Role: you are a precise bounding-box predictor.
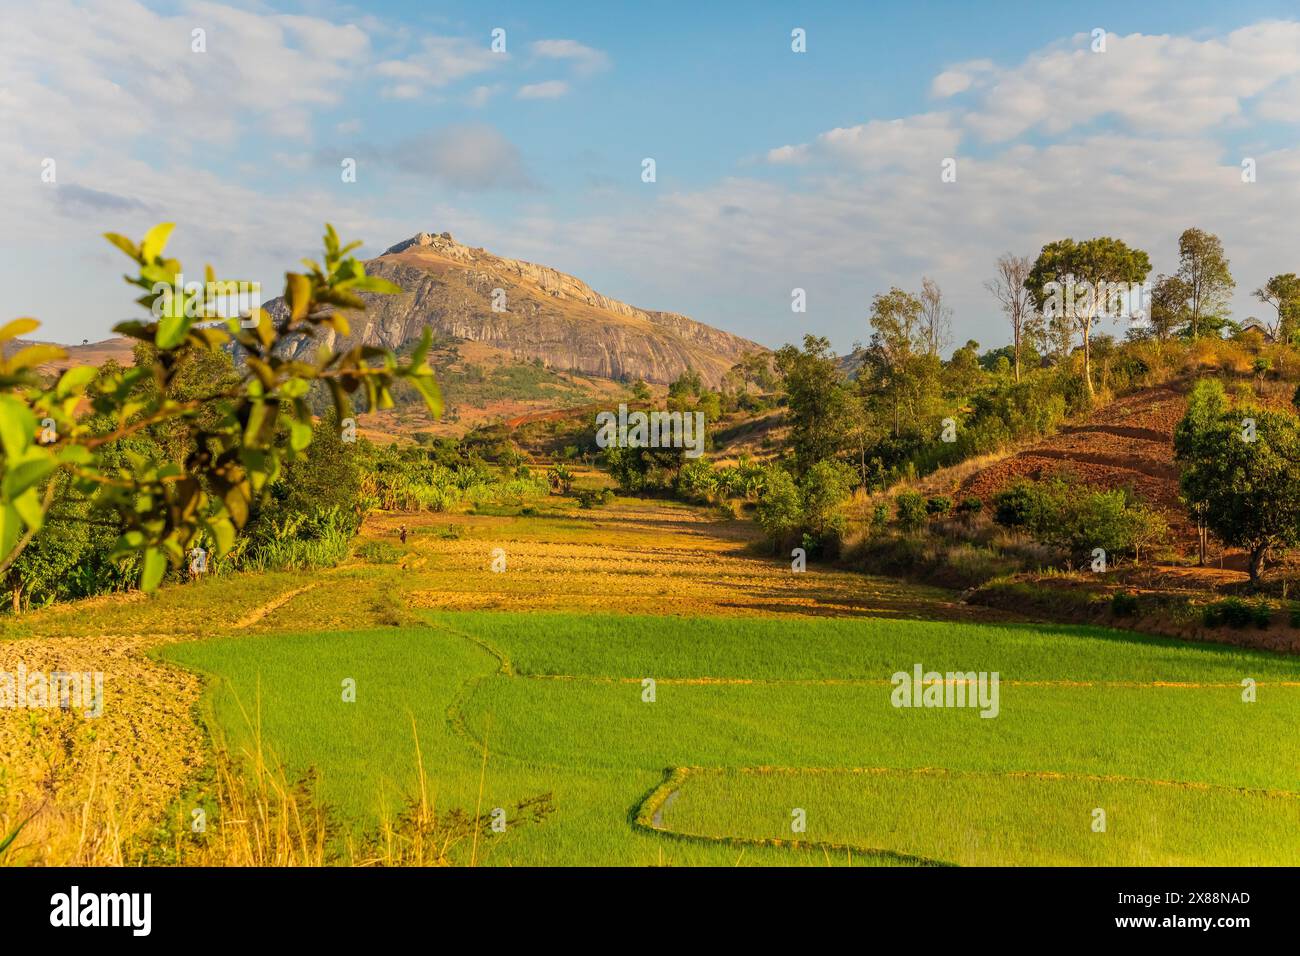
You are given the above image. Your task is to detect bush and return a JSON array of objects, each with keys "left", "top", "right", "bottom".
[
  {"left": 755, "top": 466, "right": 802, "bottom": 550},
  {"left": 991, "top": 479, "right": 1166, "bottom": 563},
  {"left": 1202, "top": 598, "right": 1271, "bottom": 630},
  {"left": 894, "top": 490, "right": 927, "bottom": 531},
  {"left": 870, "top": 502, "right": 890, "bottom": 532},
  {"left": 957, "top": 496, "right": 983, "bottom": 515},
  {"left": 1110, "top": 591, "right": 1139, "bottom": 617},
  {"left": 992, "top": 482, "right": 1038, "bottom": 527},
  {"left": 676, "top": 459, "right": 718, "bottom": 503},
  {"left": 575, "top": 488, "right": 609, "bottom": 509},
  {"left": 799, "top": 460, "right": 854, "bottom": 544},
  {"left": 925, "top": 495, "right": 953, "bottom": 517}
]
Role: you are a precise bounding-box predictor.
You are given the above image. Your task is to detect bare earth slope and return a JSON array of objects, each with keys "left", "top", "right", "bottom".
[{"left": 959, "top": 383, "right": 1193, "bottom": 545}]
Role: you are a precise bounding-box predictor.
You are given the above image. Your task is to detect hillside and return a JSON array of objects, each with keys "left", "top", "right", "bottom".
[
  {"left": 267, "top": 230, "right": 764, "bottom": 387},
  {"left": 958, "top": 382, "right": 1193, "bottom": 545}
]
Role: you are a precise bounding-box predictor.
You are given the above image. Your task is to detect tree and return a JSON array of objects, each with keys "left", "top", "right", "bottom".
[
  {"left": 732, "top": 350, "right": 778, "bottom": 393},
  {"left": 1174, "top": 379, "right": 1300, "bottom": 583},
  {"left": 918, "top": 277, "right": 952, "bottom": 358},
  {"left": 1253, "top": 273, "right": 1300, "bottom": 343},
  {"left": 1143, "top": 274, "right": 1190, "bottom": 343},
  {"left": 1027, "top": 237, "right": 1152, "bottom": 399},
  {"left": 798, "top": 459, "right": 854, "bottom": 547},
  {"left": 755, "top": 465, "right": 802, "bottom": 552},
  {"left": 1176, "top": 227, "right": 1234, "bottom": 339},
  {"left": 867, "top": 287, "right": 927, "bottom": 435},
  {"left": 773, "top": 335, "right": 855, "bottom": 477},
  {"left": 276, "top": 410, "right": 361, "bottom": 530},
  {"left": 985, "top": 253, "right": 1040, "bottom": 382},
  {"left": 0, "top": 223, "right": 441, "bottom": 591},
  {"left": 944, "top": 339, "right": 986, "bottom": 399}
]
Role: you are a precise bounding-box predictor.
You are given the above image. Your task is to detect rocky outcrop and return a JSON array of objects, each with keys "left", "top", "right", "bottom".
[{"left": 268, "top": 231, "right": 763, "bottom": 386}]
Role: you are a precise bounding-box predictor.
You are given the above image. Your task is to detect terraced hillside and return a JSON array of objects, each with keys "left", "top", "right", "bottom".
[{"left": 959, "top": 383, "right": 1193, "bottom": 546}]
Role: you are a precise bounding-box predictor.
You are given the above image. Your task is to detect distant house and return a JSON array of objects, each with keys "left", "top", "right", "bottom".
[{"left": 1237, "top": 319, "right": 1275, "bottom": 341}]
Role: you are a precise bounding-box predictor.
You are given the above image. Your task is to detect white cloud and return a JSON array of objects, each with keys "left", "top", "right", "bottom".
[
  {"left": 531, "top": 39, "right": 610, "bottom": 76},
  {"left": 1255, "top": 76, "right": 1300, "bottom": 123},
  {"left": 466, "top": 84, "right": 501, "bottom": 108},
  {"left": 767, "top": 114, "right": 960, "bottom": 171},
  {"left": 517, "top": 80, "right": 570, "bottom": 100},
  {"left": 962, "top": 22, "right": 1300, "bottom": 141},
  {"left": 374, "top": 36, "right": 501, "bottom": 98}
]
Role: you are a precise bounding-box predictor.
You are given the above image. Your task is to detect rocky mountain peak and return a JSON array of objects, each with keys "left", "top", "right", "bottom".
[{"left": 266, "top": 229, "right": 766, "bottom": 386}]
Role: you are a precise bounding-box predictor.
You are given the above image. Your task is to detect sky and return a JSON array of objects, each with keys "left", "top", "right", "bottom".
[{"left": 5, "top": 0, "right": 1300, "bottom": 354}]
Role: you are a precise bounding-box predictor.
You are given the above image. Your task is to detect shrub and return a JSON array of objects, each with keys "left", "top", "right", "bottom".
[
  {"left": 546, "top": 464, "right": 574, "bottom": 495},
  {"left": 1110, "top": 591, "right": 1139, "bottom": 617},
  {"left": 575, "top": 489, "right": 606, "bottom": 509},
  {"left": 992, "top": 482, "right": 1038, "bottom": 527},
  {"left": 755, "top": 466, "right": 803, "bottom": 550},
  {"left": 894, "top": 490, "right": 927, "bottom": 531},
  {"left": 991, "top": 479, "right": 1166, "bottom": 563},
  {"left": 1203, "top": 598, "right": 1270, "bottom": 630},
  {"left": 925, "top": 495, "right": 953, "bottom": 517},
  {"left": 957, "top": 496, "right": 984, "bottom": 515},
  {"left": 870, "top": 502, "right": 890, "bottom": 532},
  {"left": 676, "top": 459, "right": 718, "bottom": 503},
  {"left": 799, "top": 460, "right": 854, "bottom": 542}
]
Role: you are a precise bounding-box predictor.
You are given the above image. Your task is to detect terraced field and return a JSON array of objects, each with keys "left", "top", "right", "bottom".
[
  {"left": 6, "top": 494, "right": 1298, "bottom": 865},
  {"left": 959, "top": 383, "right": 1191, "bottom": 541},
  {"left": 160, "top": 609, "right": 1300, "bottom": 866}
]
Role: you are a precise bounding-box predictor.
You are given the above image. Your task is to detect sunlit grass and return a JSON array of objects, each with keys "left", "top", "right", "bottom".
[{"left": 159, "top": 611, "right": 1300, "bottom": 866}]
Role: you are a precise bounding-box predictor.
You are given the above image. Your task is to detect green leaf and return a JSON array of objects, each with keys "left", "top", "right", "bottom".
[
  {"left": 0, "top": 317, "right": 40, "bottom": 343},
  {"left": 408, "top": 327, "right": 432, "bottom": 368},
  {"left": 408, "top": 374, "right": 444, "bottom": 419},
  {"left": 139, "top": 548, "right": 166, "bottom": 595},
  {"left": 0, "top": 504, "right": 20, "bottom": 558},
  {"left": 111, "top": 320, "right": 157, "bottom": 342},
  {"left": 10, "top": 487, "right": 44, "bottom": 532},
  {"left": 56, "top": 445, "right": 93, "bottom": 465},
  {"left": 286, "top": 273, "right": 312, "bottom": 322},
  {"left": 1, "top": 452, "right": 55, "bottom": 499},
  {"left": 206, "top": 517, "right": 235, "bottom": 556},
  {"left": 0, "top": 809, "right": 36, "bottom": 856},
  {"left": 0, "top": 396, "right": 34, "bottom": 457},
  {"left": 155, "top": 314, "right": 190, "bottom": 350},
  {"left": 103, "top": 232, "right": 139, "bottom": 260},
  {"left": 223, "top": 483, "right": 250, "bottom": 526},
  {"left": 5, "top": 343, "right": 66, "bottom": 371},
  {"left": 140, "top": 223, "right": 175, "bottom": 262},
  {"left": 140, "top": 547, "right": 166, "bottom": 592},
  {"left": 351, "top": 275, "right": 405, "bottom": 295},
  {"left": 289, "top": 418, "right": 312, "bottom": 452},
  {"left": 55, "top": 365, "right": 98, "bottom": 398}
]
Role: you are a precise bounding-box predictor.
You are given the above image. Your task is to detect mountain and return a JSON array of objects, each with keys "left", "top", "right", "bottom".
[{"left": 268, "top": 230, "right": 765, "bottom": 386}]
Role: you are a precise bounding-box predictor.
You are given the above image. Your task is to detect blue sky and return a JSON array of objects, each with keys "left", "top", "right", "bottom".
[{"left": 6, "top": 0, "right": 1300, "bottom": 353}]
